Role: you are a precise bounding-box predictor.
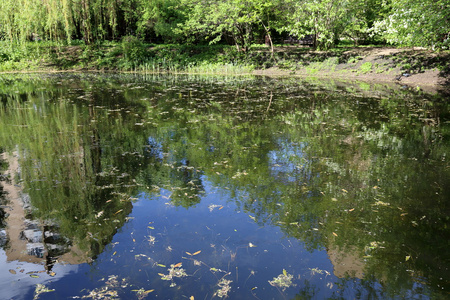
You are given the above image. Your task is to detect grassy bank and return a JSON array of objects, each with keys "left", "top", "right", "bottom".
[{"left": 1, "top": 39, "right": 449, "bottom": 86}]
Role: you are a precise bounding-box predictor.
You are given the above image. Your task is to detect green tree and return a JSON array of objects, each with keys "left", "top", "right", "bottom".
[
  {"left": 136, "top": 0, "right": 185, "bottom": 42},
  {"left": 179, "top": 0, "right": 279, "bottom": 52},
  {"left": 371, "top": 0, "right": 450, "bottom": 49},
  {"left": 281, "top": 0, "right": 354, "bottom": 49}
]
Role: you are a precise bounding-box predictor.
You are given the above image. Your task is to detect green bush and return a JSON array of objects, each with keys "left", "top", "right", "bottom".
[{"left": 121, "top": 36, "right": 146, "bottom": 62}]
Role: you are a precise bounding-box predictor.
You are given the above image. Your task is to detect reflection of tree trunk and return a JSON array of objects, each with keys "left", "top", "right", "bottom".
[{"left": 89, "top": 104, "right": 102, "bottom": 176}]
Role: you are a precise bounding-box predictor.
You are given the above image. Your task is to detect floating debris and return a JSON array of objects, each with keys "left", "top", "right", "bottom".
[
  {"left": 269, "top": 269, "right": 295, "bottom": 291},
  {"left": 33, "top": 284, "right": 55, "bottom": 300},
  {"left": 158, "top": 263, "right": 188, "bottom": 286},
  {"left": 214, "top": 277, "right": 232, "bottom": 298},
  {"left": 132, "top": 288, "right": 154, "bottom": 300}
]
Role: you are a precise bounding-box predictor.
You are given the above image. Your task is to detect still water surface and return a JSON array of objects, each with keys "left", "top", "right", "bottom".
[{"left": 0, "top": 74, "right": 448, "bottom": 299}]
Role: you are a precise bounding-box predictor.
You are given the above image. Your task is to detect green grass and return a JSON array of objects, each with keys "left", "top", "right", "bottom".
[{"left": 359, "top": 62, "right": 372, "bottom": 74}]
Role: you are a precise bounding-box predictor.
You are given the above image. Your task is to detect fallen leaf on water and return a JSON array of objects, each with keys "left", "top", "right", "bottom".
[
  {"left": 49, "top": 271, "right": 56, "bottom": 277},
  {"left": 30, "top": 274, "right": 39, "bottom": 278},
  {"left": 249, "top": 243, "right": 257, "bottom": 248},
  {"left": 219, "top": 206, "right": 223, "bottom": 210},
  {"left": 190, "top": 296, "right": 194, "bottom": 300},
  {"left": 9, "top": 269, "right": 16, "bottom": 274},
  {"left": 157, "top": 264, "right": 166, "bottom": 268},
  {"left": 192, "top": 251, "right": 201, "bottom": 256},
  {"left": 186, "top": 252, "right": 192, "bottom": 256},
  {"left": 173, "top": 262, "right": 182, "bottom": 268}
]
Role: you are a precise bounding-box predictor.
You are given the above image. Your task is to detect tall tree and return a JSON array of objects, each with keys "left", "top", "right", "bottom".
[
  {"left": 371, "top": 0, "right": 450, "bottom": 49},
  {"left": 136, "top": 0, "right": 185, "bottom": 42},
  {"left": 179, "top": 0, "right": 279, "bottom": 52},
  {"left": 282, "top": 0, "right": 354, "bottom": 49}
]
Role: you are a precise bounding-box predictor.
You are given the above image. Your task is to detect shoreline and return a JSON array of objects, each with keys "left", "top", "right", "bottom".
[{"left": 1, "top": 46, "right": 448, "bottom": 93}]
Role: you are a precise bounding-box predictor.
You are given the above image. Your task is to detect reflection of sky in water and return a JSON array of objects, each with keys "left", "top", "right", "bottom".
[
  {"left": 91, "top": 180, "right": 342, "bottom": 299},
  {"left": 0, "top": 249, "right": 79, "bottom": 300},
  {"left": 269, "top": 139, "right": 310, "bottom": 183}
]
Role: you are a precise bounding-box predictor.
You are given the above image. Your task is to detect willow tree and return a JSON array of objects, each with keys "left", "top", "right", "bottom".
[{"left": 0, "top": 0, "right": 133, "bottom": 43}]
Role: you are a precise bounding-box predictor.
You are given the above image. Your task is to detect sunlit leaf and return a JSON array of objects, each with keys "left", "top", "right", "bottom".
[
  {"left": 186, "top": 252, "right": 192, "bottom": 256},
  {"left": 332, "top": 232, "right": 338, "bottom": 237},
  {"left": 157, "top": 264, "right": 166, "bottom": 268},
  {"left": 405, "top": 256, "right": 411, "bottom": 261},
  {"left": 283, "top": 269, "right": 287, "bottom": 276},
  {"left": 173, "top": 262, "right": 182, "bottom": 268}
]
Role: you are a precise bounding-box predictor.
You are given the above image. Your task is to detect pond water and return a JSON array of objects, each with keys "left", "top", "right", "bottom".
[{"left": 0, "top": 74, "right": 448, "bottom": 299}]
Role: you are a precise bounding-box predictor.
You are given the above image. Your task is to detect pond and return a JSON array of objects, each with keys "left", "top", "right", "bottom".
[{"left": 0, "top": 73, "right": 448, "bottom": 299}]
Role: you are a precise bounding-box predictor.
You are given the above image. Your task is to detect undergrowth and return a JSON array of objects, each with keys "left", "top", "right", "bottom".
[{"left": 0, "top": 40, "right": 449, "bottom": 77}]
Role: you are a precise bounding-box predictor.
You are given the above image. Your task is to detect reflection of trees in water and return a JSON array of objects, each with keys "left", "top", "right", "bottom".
[
  {"left": 0, "top": 85, "right": 143, "bottom": 263},
  {"left": 141, "top": 84, "right": 450, "bottom": 297},
  {"left": 0, "top": 74, "right": 448, "bottom": 296}
]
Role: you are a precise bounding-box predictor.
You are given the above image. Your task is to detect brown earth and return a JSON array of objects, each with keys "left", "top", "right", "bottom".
[{"left": 252, "top": 47, "right": 449, "bottom": 93}]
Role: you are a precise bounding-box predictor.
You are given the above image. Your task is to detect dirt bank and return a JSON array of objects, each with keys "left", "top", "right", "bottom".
[{"left": 253, "top": 47, "right": 449, "bottom": 93}]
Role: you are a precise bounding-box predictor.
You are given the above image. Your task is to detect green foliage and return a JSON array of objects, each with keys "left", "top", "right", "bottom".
[
  {"left": 136, "top": 0, "right": 185, "bottom": 42},
  {"left": 360, "top": 61, "right": 372, "bottom": 73},
  {"left": 122, "top": 36, "right": 146, "bottom": 62},
  {"left": 372, "top": 0, "right": 450, "bottom": 49},
  {"left": 0, "top": 0, "right": 448, "bottom": 51}
]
